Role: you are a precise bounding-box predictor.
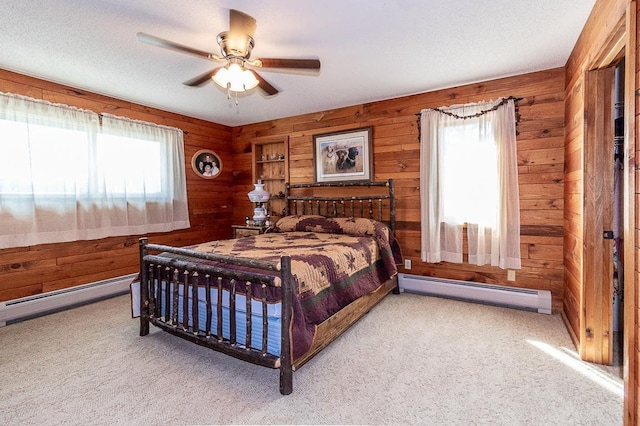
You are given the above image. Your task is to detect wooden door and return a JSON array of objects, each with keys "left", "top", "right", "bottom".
[{"left": 582, "top": 66, "right": 615, "bottom": 364}]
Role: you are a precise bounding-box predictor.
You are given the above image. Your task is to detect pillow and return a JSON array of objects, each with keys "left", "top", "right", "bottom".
[
  {"left": 274, "top": 215, "right": 382, "bottom": 237},
  {"left": 273, "top": 215, "right": 326, "bottom": 233},
  {"left": 274, "top": 215, "right": 403, "bottom": 266}
]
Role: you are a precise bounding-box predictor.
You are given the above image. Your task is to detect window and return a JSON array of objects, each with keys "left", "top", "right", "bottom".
[
  {"left": 420, "top": 98, "right": 521, "bottom": 269},
  {"left": 440, "top": 120, "right": 499, "bottom": 226},
  {"left": 96, "top": 134, "right": 164, "bottom": 196},
  {"left": 0, "top": 93, "right": 190, "bottom": 249}
]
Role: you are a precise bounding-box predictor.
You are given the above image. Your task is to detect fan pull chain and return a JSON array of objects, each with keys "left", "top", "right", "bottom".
[{"left": 224, "top": 83, "right": 240, "bottom": 106}]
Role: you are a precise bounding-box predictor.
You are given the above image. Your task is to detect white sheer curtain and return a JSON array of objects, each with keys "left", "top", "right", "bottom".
[
  {"left": 420, "top": 98, "right": 521, "bottom": 269},
  {"left": 96, "top": 114, "right": 190, "bottom": 235},
  {"left": 0, "top": 92, "right": 190, "bottom": 249}
]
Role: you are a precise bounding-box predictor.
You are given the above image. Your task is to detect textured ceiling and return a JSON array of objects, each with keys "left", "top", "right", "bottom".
[{"left": 0, "top": 0, "right": 596, "bottom": 127}]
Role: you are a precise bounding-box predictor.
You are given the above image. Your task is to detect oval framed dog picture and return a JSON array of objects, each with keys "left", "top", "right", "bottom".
[{"left": 312, "top": 127, "right": 372, "bottom": 183}]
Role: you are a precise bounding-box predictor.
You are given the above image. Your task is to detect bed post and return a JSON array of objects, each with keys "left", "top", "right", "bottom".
[
  {"left": 387, "top": 179, "right": 400, "bottom": 295},
  {"left": 284, "top": 183, "right": 291, "bottom": 216},
  {"left": 279, "top": 255, "right": 294, "bottom": 395},
  {"left": 139, "top": 237, "right": 150, "bottom": 336},
  {"left": 388, "top": 178, "right": 395, "bottom": 235}
]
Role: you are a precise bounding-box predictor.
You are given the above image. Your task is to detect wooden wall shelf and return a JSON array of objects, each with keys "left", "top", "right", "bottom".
[{"left": 251, "top": 137, "right": 289, "bottom": 220}]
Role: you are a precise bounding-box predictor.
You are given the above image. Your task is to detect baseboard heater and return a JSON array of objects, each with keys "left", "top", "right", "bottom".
[
  {"left": 399, "top": 273, "right": 552, "bottom": 314},
  {"left": 0, "top": 273, "right": 137, "bottom": 326}
]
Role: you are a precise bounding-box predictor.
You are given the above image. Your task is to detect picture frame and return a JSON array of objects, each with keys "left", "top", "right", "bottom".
[
  {"left": 191, "top": 149, "right": 222, "bottom": 179},
  {"left": 313, "top": 127, "right": 373, "bottom": 183}
]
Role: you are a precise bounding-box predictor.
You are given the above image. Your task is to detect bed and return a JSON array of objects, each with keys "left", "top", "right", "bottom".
[{"left": 133, "top": 179, "right": 401, "bottom": 395}]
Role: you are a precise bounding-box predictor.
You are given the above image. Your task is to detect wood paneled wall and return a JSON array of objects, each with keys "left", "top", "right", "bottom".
[
  {"left": 231, "top": 68, "right": 567, "bottom": 309},
  {"left": 564, "top": 0, "right": 637, "bottom": 423},
  {"left": 0, "top": 69, "right": 233, "bottom": 302}
]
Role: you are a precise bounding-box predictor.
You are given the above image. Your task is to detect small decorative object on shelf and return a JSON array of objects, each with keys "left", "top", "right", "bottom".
[{"left": 248, "top": 180, "right": 270, "bottom": 225}]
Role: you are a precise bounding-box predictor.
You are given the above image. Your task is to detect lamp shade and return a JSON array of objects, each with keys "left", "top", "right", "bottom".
[
  {"left": 248, "top": 181, "right": 270, "bottom": 203},
  {"left": 213, "top": 63, "right": 259, "bottom": 92}
]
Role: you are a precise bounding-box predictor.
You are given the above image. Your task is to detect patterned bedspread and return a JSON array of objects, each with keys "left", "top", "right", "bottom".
[{"left": 189, "top": 215, "right": 403, "bottom": 359}]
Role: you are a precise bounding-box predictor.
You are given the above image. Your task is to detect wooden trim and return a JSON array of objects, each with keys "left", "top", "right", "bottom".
[
  {"left": 561, "top": 309, "right": 580, "bottom": 349},
  {"left": 519, "top": 225, "right": 564, "bottom": 237},
  {"left": 623, "top": 2, "right": 637, "bottom": 424},
  {"left": 591, "top": 16, "right": 626, "bottom": 70}
]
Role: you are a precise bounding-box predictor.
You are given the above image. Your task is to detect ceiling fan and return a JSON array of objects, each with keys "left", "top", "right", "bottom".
[{"left": 137, "top": 9, "right": 321, "bottom": 98}]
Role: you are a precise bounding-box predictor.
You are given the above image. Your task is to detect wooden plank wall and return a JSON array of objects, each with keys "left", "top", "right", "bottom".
[
  {"left": 564, "top": 0, "right": 637, "bottom": 423},
  {"left": 232, "top": 68, "right": 566, "bottom": 310},
  {"left": 0, "top": 69, "right": 233, "bottom": 302}
]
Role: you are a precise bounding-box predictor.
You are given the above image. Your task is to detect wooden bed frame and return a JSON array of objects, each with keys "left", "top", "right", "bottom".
[{"left": 138, "top": 179, "right": 398, "bottom": 395}]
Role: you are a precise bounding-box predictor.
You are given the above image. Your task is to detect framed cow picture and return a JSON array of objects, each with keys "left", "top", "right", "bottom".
[{"left": 313, "top": 127, "right": 372, "bottom": 183}]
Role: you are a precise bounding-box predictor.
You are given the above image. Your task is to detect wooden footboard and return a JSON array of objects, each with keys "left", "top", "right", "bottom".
[{"left": 138, "top": 238, "right": 296, "bottom": 395}]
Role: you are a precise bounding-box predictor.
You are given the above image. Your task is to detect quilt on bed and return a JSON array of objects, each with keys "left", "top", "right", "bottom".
[{"left": 144, "top": 216, "right": 402, "bottom": 360}]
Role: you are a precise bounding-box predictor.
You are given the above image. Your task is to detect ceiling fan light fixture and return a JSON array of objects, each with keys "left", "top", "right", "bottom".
[
  {"left": 212, "top": 63, "right": 258, "bottom": 92},
  {"left": 217, "top": 32, "right": 254, "bottom": 59},
  {"left": 138, "top": 10, "right": 320, "bottom": 99}
]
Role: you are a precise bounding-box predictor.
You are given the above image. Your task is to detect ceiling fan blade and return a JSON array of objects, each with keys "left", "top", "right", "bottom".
[
  {"left": 254, "top": 58, "right": 321, "bottom": 70},
  {"left": 137, "top": 32, "right": 222, "bottom": 61},
  {"left": 248, "top": 70, "right": 278, "bottom": 96},
  {"left": 183, "top": 68, "right": 222, "bottom": 87},
  {"left": 229, "top": 9, "right": 257, "bottom": 37}
]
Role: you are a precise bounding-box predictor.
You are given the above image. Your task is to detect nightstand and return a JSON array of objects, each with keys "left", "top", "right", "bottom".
[{"left": 232, "top": 225, "right": 267, "bottom": 238}]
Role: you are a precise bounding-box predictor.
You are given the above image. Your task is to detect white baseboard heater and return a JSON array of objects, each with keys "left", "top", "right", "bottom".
[
  {"left": 0, "top": 273, "right": 137, "bottom": 326},
  {"left": 399, "top": 273, "right": 552, "bottom": 314}
]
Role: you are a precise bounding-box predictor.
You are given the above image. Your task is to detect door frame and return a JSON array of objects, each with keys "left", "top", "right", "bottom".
[{"left": 581, "top": 4, "right": 636, "bottom": 423}]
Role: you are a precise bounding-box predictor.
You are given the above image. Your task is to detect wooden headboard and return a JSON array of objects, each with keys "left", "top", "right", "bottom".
[{"left": 284, "top": 179, "right": 395, "bottom": 233}]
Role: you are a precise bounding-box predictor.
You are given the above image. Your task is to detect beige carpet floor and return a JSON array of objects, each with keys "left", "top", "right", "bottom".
[{"left": 0, "top": 292, "right": 623, "bottom": 425}]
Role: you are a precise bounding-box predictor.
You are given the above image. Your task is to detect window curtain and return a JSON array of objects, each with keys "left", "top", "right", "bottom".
[
  {"left": 419, "top": 98, "right": 521, "bottom": 269},
  {"left": 96, "top": 114, "right": 190, "bottom": 235},
  {"left": 0, "top": 92, "right": 189, "bottom": 249}
]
